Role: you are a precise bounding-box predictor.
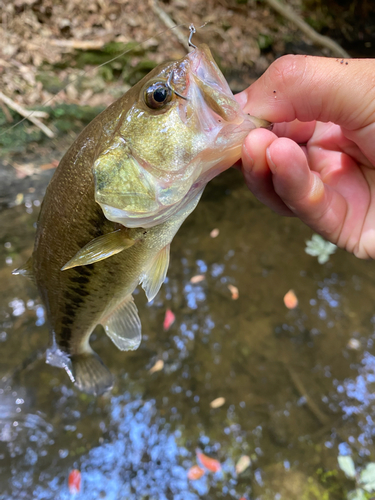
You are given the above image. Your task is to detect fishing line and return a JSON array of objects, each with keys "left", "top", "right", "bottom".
[{"left": 0, "top": 22, "right": 209, "bottom": 137}]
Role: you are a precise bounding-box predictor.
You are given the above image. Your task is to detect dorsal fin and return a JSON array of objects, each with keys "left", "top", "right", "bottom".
[
  {"left": 140, "top": 244, "right": 170, "bottom": 302},
  {"left": 61, "top": 228, "right": 135, "bottom": 270},
  {"left": 101, "top": 294, "right": 142, "bottom": 351},
  {"left": 12, "top": 256, "right": 34, "bottom": 282}
]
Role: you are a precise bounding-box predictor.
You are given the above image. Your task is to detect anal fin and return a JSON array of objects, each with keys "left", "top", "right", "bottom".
[
  {"left": 101, "top": 294, "right": 141, "bottom": 351},
  {"left": 140, "top": 244, "right": 170, "bottom": 302},
  {"left": 61, "top": 228, "right": 135, "bottom": 271},
  {"left": 71, "top": 352, "right": 113, "bottom": 396}
]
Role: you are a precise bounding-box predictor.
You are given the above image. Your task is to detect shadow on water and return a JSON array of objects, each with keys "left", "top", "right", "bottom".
[{"left": 1, "top": 169, "right": 375, "bottom": 499}]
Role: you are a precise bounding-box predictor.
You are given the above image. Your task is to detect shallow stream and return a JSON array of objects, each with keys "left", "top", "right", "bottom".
[{"left": 1, "top": 167, "right": 375, "bottom": 499}]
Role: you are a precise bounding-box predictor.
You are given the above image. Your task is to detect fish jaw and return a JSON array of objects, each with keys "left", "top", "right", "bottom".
[
  {"left": 183, "top": 44, "right": 269, "bottom": 183},
  {"left": 93, "top": 44, "right": 270, "bottom": 228}
]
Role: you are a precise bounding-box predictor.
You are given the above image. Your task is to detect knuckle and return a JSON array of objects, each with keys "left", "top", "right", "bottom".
[{"left": 266, "top": 55, "right": 309, "bottom": 91}]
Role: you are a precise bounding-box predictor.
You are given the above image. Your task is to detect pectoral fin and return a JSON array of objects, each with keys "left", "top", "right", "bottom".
[
  {"left": 12, "top": 256, "right": 34, "bottom": 281},
  {"left": 140, "top": 244, "right": 170, "bottom": 302},
  {"left": 101, "top": 294, "right": 141, "bottom": 351},
  {"left": 61, "top": 229, "right": 135, "bottom": 270}
]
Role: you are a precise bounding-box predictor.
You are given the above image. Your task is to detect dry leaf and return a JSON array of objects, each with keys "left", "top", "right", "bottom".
[
  {"left": 236, "top": 455, "right": 251, "bottom": 474},
  {"left": 149, "top": 359, "right": 164, "bottom": 374},
  {"left": 347, "top": 338, "right": 361, "bottom": 350},
  {"left": 228, "top": 284, "right": 239, "bottom": 300},
  {"left": 68, "top": 469, "right": 81, "bottom": 495},
  {"left": 14, "top": 193, "right": 24, "bottom": 205},
  {"left": 210, "top": 397, "right": 225, "bottom": 409},
  {"left": 190, "top": 274, "right": 205, "bottom": 284},
  {"left": 283, "top": 289, "right": 298, "bottom": 309},
  {"left": 40, "top": 159, "right": 59, "bottom": 170},
  {"left": 187, "top": 465, "right": 205, "bottom": 480},
  {"left": 13, "top": 163, "right": 37, "bottom": 178},
  {"left": 210, "top": 228, "right": 219, "bottom": 238},
  {"left": 163, "top": 308, "right": 175, "bottom": 331},
  {"left": 196, "top": 449, "right": 221, "bottom": 473}
]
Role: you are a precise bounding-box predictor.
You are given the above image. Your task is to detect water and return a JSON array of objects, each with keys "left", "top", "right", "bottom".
[{"left": 1, "top": 168, "right": 375, "bottom": 499}]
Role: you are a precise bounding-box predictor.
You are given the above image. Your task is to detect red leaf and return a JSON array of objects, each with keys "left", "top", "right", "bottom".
[
  {"left": 68, "top": 469, "right": 81, "bottom": 495},
  {"left": 187, "top": 465, "right": 205, "bottom": 480},
  {"left": 163, "top": 309, "right": 175, "bottom": 331},
  {"left": 196, "top": 449, "right": 221, "bottom": 472},
  {"left": 283, "top": 289, "right": 298, "bottom": 309}
]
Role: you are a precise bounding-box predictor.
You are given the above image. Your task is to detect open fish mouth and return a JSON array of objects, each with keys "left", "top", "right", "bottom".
[{"left": 93, "top": 44, "right": 270, "bottom": 229}]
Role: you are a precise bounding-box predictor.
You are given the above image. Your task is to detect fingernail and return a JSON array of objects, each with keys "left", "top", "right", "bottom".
[
  {"left": 266, "top": 147, "right": 277, "bottom": 172},
  {"left": 243, "top": 143, "right": 254, "bottom": 170}
]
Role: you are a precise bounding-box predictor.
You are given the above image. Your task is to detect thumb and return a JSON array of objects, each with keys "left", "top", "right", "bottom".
[{"left": 237, "top": 55, "right": 375, "bottom": 131}]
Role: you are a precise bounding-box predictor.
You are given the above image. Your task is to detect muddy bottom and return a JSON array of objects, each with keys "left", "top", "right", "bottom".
[{"left": 1, "top": 168, "right": 375, "bottom": 499}]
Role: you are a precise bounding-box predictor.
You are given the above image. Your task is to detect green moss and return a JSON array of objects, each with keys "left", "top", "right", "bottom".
[
  {"left": 0, "top": 109, "right": 43, "bottom": 155},
  {"left": 258, "top": 33, "right": 273, "bottom": 50},
  {"left": 316, "top": 467, "right": 349, "bottom": 499},
  {"left": 0, "top": 104, "right": 104, "bottom": 158}
]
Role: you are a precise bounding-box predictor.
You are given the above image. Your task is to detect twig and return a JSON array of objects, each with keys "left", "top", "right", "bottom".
[
  {"left": 50, "top": 39, "right": 106, "bottom": 50},
  {"left": 151, "top": 0, "right": 188, "bottom": 51},
  {"left": 264, "top": 0, "right": 350, "bottom": 58},
  {"left": 1, "top": 349, "right": 44, "bottom": 385},
  {"left": 0, "top": 91, "right": 54, "bottom": 138},
  {"left": 28, "top": 110, "right": 49, "bottom": 119},
  {"left": 0, "top": 101, "right": 13, "bottom": 122},
  {"left": 287, "top": 365, "right": 330, "bottom": 426}
]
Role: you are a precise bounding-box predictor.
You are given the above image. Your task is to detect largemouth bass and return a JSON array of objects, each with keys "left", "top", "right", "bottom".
[{"left": 14, "top": 43, "right": 269, "bottom": 395}]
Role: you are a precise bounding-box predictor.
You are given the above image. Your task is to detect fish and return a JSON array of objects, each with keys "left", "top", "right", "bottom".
[{"left": 14, "top": 42, "right": 270, "bottom": 396}]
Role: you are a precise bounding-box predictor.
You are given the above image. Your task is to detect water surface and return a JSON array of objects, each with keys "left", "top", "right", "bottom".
[{"left": 1, "top": 169, "right": 375, "bottom": 499}]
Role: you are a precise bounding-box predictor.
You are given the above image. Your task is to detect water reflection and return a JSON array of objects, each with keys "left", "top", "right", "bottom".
[{"left": 2, "top": 171, "right": 375, "bottom": 498}]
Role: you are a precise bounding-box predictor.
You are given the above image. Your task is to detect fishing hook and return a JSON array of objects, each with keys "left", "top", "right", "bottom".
[
  {"left": 188, "top": 24, "right": 197, "bottom": 49},
  {"left": 166, "top": 71, "right": 188, "bottom": 100}
]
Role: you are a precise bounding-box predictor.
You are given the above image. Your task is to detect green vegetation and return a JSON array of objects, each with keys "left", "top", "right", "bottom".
[{"left": 0, "top": 104, "right": 104, "bottom": 158}]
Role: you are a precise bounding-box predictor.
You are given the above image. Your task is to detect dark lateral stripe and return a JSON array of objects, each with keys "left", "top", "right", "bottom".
[
  {"left": 65, "top": 292, "right": 85, "bottom": 305},
  {"left": 62, "top": 315, "right": 74, "bottom": 326},
  {"left": 59, "top": 326, "right": 71, "bottom": 349},
  {"left": 70, "top": 276, "right": 90, "bottom": 284},
  {"left": 77, "top": 266, "right": 92, "bottom": 277},
  {"left": 72, "top": 287, "right": 90, "bottom": 297}
]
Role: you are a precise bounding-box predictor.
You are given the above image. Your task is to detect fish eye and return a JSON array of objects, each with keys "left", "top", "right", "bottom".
[{"left": 144, "top": 82, "right": 172, "bottom": 109}]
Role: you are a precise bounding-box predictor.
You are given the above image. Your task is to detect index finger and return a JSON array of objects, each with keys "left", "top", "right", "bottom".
[{"left": 236, "top": 55, "right": 375, "bottom": 130}]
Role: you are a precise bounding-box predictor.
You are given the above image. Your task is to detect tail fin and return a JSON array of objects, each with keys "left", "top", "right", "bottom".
[{"left": 70, "top": 352, "right": 114, "bottom": 396}]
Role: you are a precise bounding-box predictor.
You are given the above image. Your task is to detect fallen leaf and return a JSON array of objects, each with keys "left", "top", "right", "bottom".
[
  {"left": 40, "top": 159, "right": 59, "bottom": 170},
  {"left": 236, "top": 455, "right": 251, "bottom": 474},
  {"left": 338, "top": 455, "right": 356, "bottom": 479},
  {"left": 210, "top": 228, "right": 219, "bottom": 238},
  {"left": 283, "top": 289, "right": 298, "bottom": 309},
  {"left": 347, "top": 338, "right": 361, "bottom": 350},
  {"left": 196, "top": 449, "right": 221, "bottom": 473},
  {"left": 13, "top": 162, "right": 36, "bottom": 178},
  {"left": 187, "top": 465, "right": 205, "bottom": 480},
  {"left": 190, "top": 274, "right": 205, "bottom": 284},
  {"left": 163, "top": 308, "right": 175, "bottom": 331},
  {"left": 149, "top": 359, "right": 164, "bottom": 374},
  {"left": 228, "top": 284, "right": 239, "bottom": 300},
  {"left": 68, "top": 469, "right": 81, "bottom": 495},
  {"left": 210, "top": 397, "right": 225, "bottom": 409},
  {"left": 14, "top": 193, "right": 24, "bottom": 205}
]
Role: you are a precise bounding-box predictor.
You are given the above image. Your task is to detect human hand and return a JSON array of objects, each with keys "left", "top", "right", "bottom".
[{"left": 236, "top": 55, "right": 375, "bottom": 259}]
